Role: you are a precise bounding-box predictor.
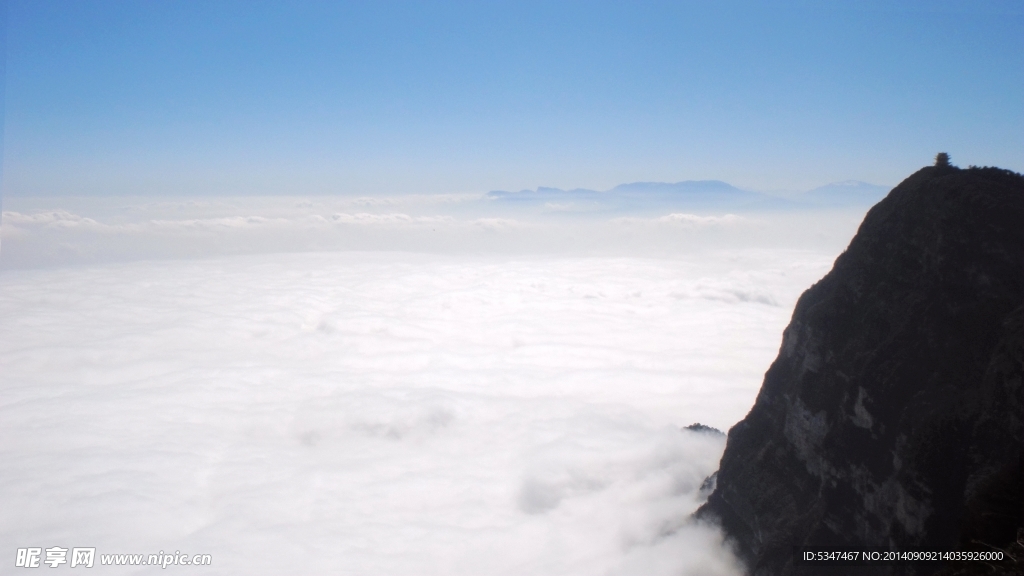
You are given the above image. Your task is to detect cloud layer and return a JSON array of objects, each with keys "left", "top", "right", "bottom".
[
  {"left": 1, "top": 194, "right": 866, "bottom": 268},
  {"left": 0, "top": 249, "right": 836, "bottom": 574}
]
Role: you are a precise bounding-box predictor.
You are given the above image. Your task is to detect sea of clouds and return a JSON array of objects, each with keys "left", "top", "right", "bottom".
[{"left": 0, "top": 194, "right": 868, "bottom": 574}]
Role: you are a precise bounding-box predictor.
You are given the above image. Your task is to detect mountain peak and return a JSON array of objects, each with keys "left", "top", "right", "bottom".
[{"left": 697, "top": 165, "right": 1024, "bottom": 574}]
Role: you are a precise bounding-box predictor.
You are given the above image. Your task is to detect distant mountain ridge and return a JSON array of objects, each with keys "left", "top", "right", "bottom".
[
  {"left": 609, "top": 180, "right": 750, "bottom": 195},
  {"left": 487, "top": 179, "right": 890, "bottom": 211},
  {"left": 487, "top": 179, "right": 749, "bottom": 198}
]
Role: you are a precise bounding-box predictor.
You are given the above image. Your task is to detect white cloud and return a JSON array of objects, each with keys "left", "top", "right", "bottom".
[
  {"left": 612, "top": 213, "right": 744, "bottom": 226},
  {"left": 0, "top": 194, "right": 865, "bottom": 572},
  {"left": 0, "top": 251, "right": 835, "bottom": 574},
  {"left": 2, "top": 195, "right": 866, "bottom": 269},
  {"left": 328, "top": 212, "right": 454, "bottom": 225},
  {"left": 656, "top": 213, "right": 743, "bottom": 225},
  {"left": 472, "top": 217, "right": 525, "bottom": 230},
  {"left": 2, "top": 209, "right": 104, "bottom": 228}
]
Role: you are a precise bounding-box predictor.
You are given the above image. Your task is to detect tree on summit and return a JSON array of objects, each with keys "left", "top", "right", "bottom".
[{"left": 935, "top": 152, "right": 951, "bottom": 167}]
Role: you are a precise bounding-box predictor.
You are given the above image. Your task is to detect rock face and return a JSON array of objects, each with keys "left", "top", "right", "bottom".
[{"left": 697, "top": 166, "right": 1024, "bottom": 575}]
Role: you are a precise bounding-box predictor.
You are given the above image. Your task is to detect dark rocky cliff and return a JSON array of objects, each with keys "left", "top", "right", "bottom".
[{"left": 697, "top": 166, "right": 1024, "bottom": 575}]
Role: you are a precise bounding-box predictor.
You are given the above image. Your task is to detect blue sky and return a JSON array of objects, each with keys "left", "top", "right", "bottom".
[{"left": 2, "top": 0, "right": 1022, "bottom": 196}]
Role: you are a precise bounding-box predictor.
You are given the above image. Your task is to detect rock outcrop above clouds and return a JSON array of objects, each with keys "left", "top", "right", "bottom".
[{"left": 697, "top": 165, "right": 1024, "bottom": 575}]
